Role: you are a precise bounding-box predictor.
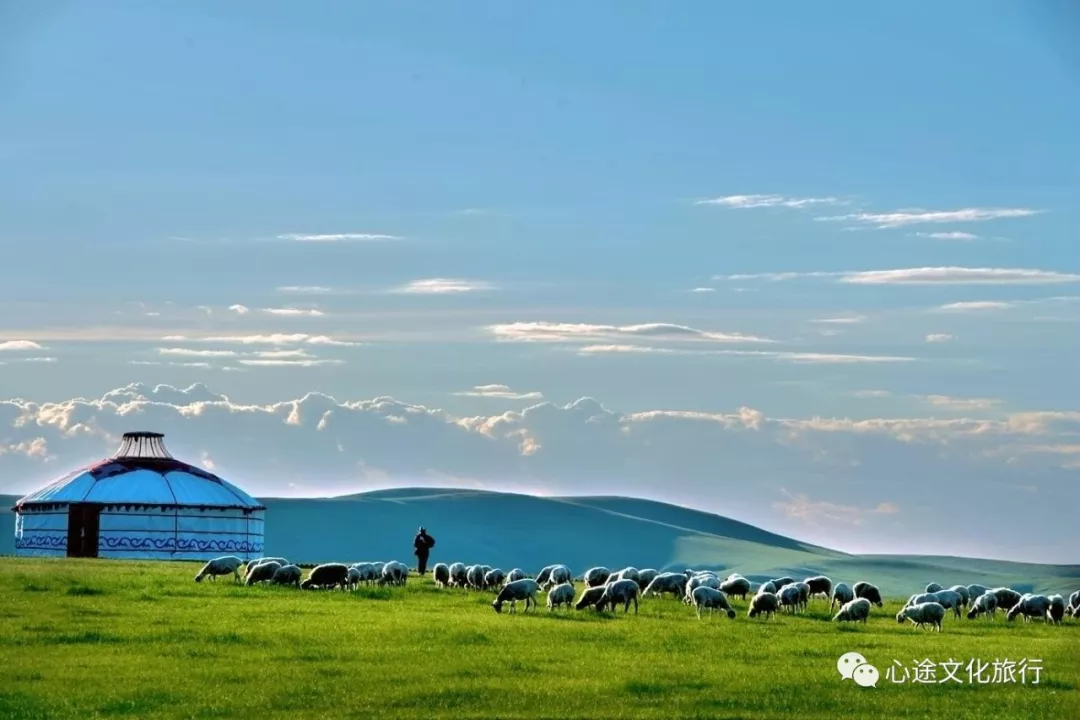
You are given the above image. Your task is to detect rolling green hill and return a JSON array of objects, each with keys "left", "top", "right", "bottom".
[{"left": 3, "top": 489, "right": 1077, "bottom": 596}]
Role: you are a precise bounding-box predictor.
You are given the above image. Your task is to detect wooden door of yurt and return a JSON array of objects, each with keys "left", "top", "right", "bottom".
[{"left": 66, "top": 503, "right": 101, "bottom": 558}]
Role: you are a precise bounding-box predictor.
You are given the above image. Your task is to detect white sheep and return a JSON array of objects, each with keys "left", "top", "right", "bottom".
[
  {"left": 896, "top": 602, "right": 945, "bottom": 631},
  {"left": 771, "top": 576, "right": 795, "bottom": 590},
  {"left": 546, "top": 582, "right": 575, "bottom": 610},
  {"left": 991, "top": 587, "right": 1023, "bottom": 613},
  {"left": 1047, "top": 594, "right": 1066, "bottom": 624},
  {"left": 905, "top": 592, "right": 938, "bottom": 608},
  {"left": 1066, "top": 590, "right": 1080, "bottom": 614},
  {"left": 610, "top": 567, "right": 641, "bottom": 586},
  {"left": 966, "top": 584, "right": 990, "bottom": 603},
  {"left": 947, "top": 585, "right": 970, "bottom": 607},
  {"left": 1007, "top": 594, "right": 1052, "bottom": 623},
  {"left": 925, "top": 582, "right": 943, "bottom": 594},
  {"left": 466, "top": 565, "right": 486, "bottom": 590},
  {"left": 370, "top": 562, "right": 386, "bottom": 577},
  {"left": 379, "top": 561, "right": 408, "bottom": 587},
  {"left": 833, "top": 597, "right": 872, "bottom": 624},
  {"left": 195, "top": 555, "right": 244, "bottom": 583},
  {"left": 967, "top": 591, "right": 997, "bottom": 620},
  {"left": 432, "top": 563, "right": 450, "bottom": 588},
  {"left": 779, "top": 584, "right": 802, "bottom": 614},
  {"left": 804, "top": 576, "right": 832, "bottom": 601},
  {"left": 484, "top": 568, "right": 507, "bottom": 590},
  {"left": 636, "top": 569, "right": 659, "bottom": 590},
  {"left": 346, "top": 567, "right": 362, "bottom": 590},
  {"left": 853, "top": 581, "right": 883, "bottom": 607},
  {"left": 583, "top": 567, "right": 612, "bottom": 588},
  {"left": 596, "top": 578, "right": 640, "bottom": 614},
  {"left": 931, "top": 589, "right": 964, "bottom": 619},
  {"left": 748, "top": 591, "right": 780, "bottom": 619},
  {"left": 492, "top": 579, "right": 540, "bottom": 614},
  {"left": 547, "top": 565, "right": 572, "bottom": 589},
  {"left": 794, "top": 582, "right": 810, "bottom": 611},
  {"left": 830, "top": 582, "right": 855, "bottom": 611},
  {"left": 247, "top": 557, "right": 288, "bottom": 571},
  {"left": 720, "top": 576, "right": 751, "bottom": 600},
  {"left": 506, "top": 568, "right": 526, "bottom": 584},
  {"left": 756, "top": 580, "right": 777, "bottom": 596},
  {"left": 350, "top": 562, "right": 378, "bottom": 586},
  {"left": 575, "top": 585, "right": 607, "bottom": 610},
  {"left": 448, "top": 562, "right": 468, "bottom": 588},
  {"left": 535, "top": 566, "right": 554, "bottom": 587},
  {"left": 245, "top": 560, "right": 282, "bottom": 586},
  {"left": 270, "top": 564, "right": 302, "bottom": 588},
  {"left": 692, "top": 586, "right": 736, "bottom": 620},
  {"left": 684, "top": 574, "right": 721, "bottom": 604},
  {"left": 643, "top": 572, "right": 688, "bottom": 599}
]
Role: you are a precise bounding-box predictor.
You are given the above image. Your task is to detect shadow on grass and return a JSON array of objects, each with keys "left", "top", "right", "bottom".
[{"left": 65, "top": 585, "right": 106, "bottom": 597}]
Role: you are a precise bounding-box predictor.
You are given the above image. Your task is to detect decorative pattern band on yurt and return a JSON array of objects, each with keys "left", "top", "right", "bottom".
[{"left": 11, "top": 432, "right": 265, "bottom": 561}]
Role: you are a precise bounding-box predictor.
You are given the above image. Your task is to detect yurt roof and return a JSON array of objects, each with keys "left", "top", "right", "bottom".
[{"left": 11, "top": 431, "right": 265, "bottom": 511}]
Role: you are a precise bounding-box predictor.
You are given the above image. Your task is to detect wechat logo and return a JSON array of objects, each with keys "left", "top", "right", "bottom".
[{"left": 838, "top": 651, "right": 879, "bottom": 688}]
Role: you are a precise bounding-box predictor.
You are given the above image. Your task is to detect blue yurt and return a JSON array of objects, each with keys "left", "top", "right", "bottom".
[{"left": 11, "top": 431, "right": 264, "bottom": 560}]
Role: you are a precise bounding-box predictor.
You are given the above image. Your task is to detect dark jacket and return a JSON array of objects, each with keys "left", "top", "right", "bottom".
[{"left": 413, "top": 532, "right": 435, "bottom": 555}]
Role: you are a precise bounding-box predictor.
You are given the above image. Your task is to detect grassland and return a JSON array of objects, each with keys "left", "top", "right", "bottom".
[{"left": 1, "top": 559, "right": 1078, "bottom": 719}]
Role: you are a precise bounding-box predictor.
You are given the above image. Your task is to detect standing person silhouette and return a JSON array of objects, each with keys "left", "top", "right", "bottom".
[{"left": 413, "top": 526, "right": 435, "bottom": 575}]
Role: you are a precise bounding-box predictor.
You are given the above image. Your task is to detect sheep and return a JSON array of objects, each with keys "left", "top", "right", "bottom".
[
  {"left": 246, "top": 557, "right": 288, "bottom": 571},
  {"left": 967, "top": 584, "right": 990, "bottom": 603},
  {"left": 575, "top": 585, "right": 607, "bottom": 610},
  {"left": 794, "top": 581, "right": 810, "bottom": 611},
  {"left": 684, "top": 574, "right": 721, "bottom": 604},
  {"left": 433, "top": 563, "right": 450, "bottom": 588},
  {"left": 583, "top": 567, "right": 612, "bottom": 588},
  {"left": 853, "top": 581, "right": 883, "bottom": 607},
  {"left": 379, "top": 561, "right": 408, "bottom": 587},
  {"left": 346, "top": 567, "right": 362, "bottom": 590},
  {"left": 925, "top": 582, "right": 943, "bottom": 594},
  {"left": 195, "top": 555, "right": 244, "bottom": 583},
  {"left": 692, "top": 586, "right": 736, "bottom": 620},
  {"left": 466, "top": 565, "right": 486, "bottom": 590},
  {"left": 610, "top": 567, "right": 641, "bottom": 586},
  {"left": 636, "top": 569, "right": 659, "bottom": 591},
  {"left": 484, "top": 568, "right": 507, "bottom": 590},
  {"left": 492, "top": 579, "right": 539, "bottom": 614},
  {"left": 756, "top": 580, "right": 777, "bottom": 596},
  {"left": 596, "top": 579, "right": 640, "bottom": 614},
  {"left": 748, "top": 591, "right": 780, "bottom": 619},
  {"left": 1047, "top": 594, "right": 1066, "bottom": 624},
  {"left": 833, "top": 597, "right": 872, "bottom": 624},
  {"left": 931, "top": 589, "right": 964, "bottom": 619},
  {"left": 947, "top": 585, "right": 970, "bottom": 607},
  {"left": 896, "top": 602, "right": 945, "bottom": 631},
  {"left": 245, "top": 560, "right": 282, "bottom": 586},
  {"left": 905, "top": 592, "right": 938, "bottom": 609},
  {"left": 448, "top": 562, "right": 468, "bottom": 588},
  {"left": 270, "top": 564, "right": 302, "bottom": 588},
  {"left": 506, "top": 568, "right": 526, "bottom": 584},
  {"left": 1073, "top": 604, "right": 1080, "bottom": 620},
  {"left": 1007, "top": 594, "right": 1052, "bottom": 623},
  {"left": 350, "top": 562, "right": 378, "bottom": 586},
  {"left": 547, "top": 582, "right": 575, "bottom": 610},
  {"left": 1067, "top": 590, "right": 1080, "bottom": 614},
  {"left": 642, "top": 572, "right": 688, "bottom": 599},
  {"left": 770, "top": 576, "right": 795, "bottom": 590},
  {"left": 804, "top": 576, "right": 832, "bottom": 601},
  {"left": 535, "top": 566, "right": 554, "bottom": 587},
  {"left": 830, "top": 583, "right": 854, "bottom": 611},
  {"left": 547, "top": 565, "right": 572, "bottom": 588},
  {"left": 720, "top": 576, "right": 751, "bottom": 600},
  {"left": 779, "top": 584, "right": 802, "bottom": 614},
  {"left": 301, "top": 563, "right": 350, "bottom": 591},
  {"left": 370, "top": 562, "right": 386, "bottom": 577},
  {"left": 991, "top": 587, "right": 1023, "bottom": 613},
  {"left": 967, "top": 591, "right": 998, "bottom": 620}
]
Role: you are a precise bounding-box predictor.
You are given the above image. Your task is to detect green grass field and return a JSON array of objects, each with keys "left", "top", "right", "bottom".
[{"left": 1, "top": 559, "right": 1077, "bottom": 719}]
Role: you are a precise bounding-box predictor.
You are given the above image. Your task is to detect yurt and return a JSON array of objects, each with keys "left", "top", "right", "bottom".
[{"left": 10, "top": 431, "right": 265, "bottom": 560}]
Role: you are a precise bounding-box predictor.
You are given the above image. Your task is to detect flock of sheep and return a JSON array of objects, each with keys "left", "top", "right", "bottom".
[{"left": 194, "top": 555, "right": 1080, "bottom": 630}]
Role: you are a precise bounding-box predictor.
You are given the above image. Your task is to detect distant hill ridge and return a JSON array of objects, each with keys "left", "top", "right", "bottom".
[{"left": 2, "top": 488, "right": 1077, "bottom": 596}]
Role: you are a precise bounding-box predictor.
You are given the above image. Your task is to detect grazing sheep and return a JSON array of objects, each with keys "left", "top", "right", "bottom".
[
  {"left": 757, "top": 581, "right": 777, "bottom": 596},
  {"left": 484, "top": 568, "right": 507, "bottom": 590},
  {"left": 643, "top": 572, "right": 688, "bottom": 599},
  {"left": 1007, "top": 594, "right": 1052, "bottom": 623},
  {"left": 804, "top": 576, "right": 832, "bottom": 601},
  {"left": 547, "top": 582, "right": 575, "bottom": 610},
  {"left": 350, "top": 562, "right": 378, "bottom": 586},
  {"left": 770, "top": 576, "right": 795, "bottom": 590},
  {"left": 346, "top": 567, "right": 362, "bottom": 590},
  {"left": 611, "top": 567, "right": 641, "bottom": 586},
  {"left": 583, "top": 567, "right": 612, "bottom": 588},
  {"left": 247, "top": 557, "right": 288, "bottom": 571},
  {"left": 506, "top": 568, "right": 526, "bottom": 584},
  {"left": 448, "top": 562, "right": 468, "bottom": 588},
  {"left": 466, "top": 565, "right": 486, "bottom": 590},
  {"left": 833, "top": 597, "right": 872, "bottom": 624},
  {"left": 967, "top": 584, "right": 990, "bottom": 603},
  {"left": 967, "top": 591, "right": 998, "bottom": 620},
  {"left": 853, "top": 581, "right": 883, "bottom": 607},
  {"left": 270, "top": 564, "right": 302, "bottom": 588},
  {"left": 492, "top": 579, "right": 540, "bottom": 614},
  {"left": 1073, "top": 604, "right": 1080, "bottom": 619},
  {"left": 925, "top": 582, "right": 943, "bottom": 594},
  {"left": 720, "top": 576, "right": 751, "bottom": 600},
  {"left": 905, "top": 592, "right": 938, "bottom": 609},
  {"left": 301, "top": 563, "right": 350, "bottom": 591},
  {"left": 1047, "top": 594, "right": 1066, "bottom": 624},
  {"left": 547, "top": 565, "right": 572, "bottom": 589},
  {"left": 779, "top": 584, "right": 802, "bottom": 613},
  {"left": 692, "top": 587, "right": 736, "bottom": 620},
  {"left": 370, "top": 562, "right": 386, "bottom": 577},
  {"left": 795, "top": 582, "right": 811, "bottom": 610},
  {"left": 931, "top": 590, "right": 964, "bottom": 619},
  {"left": 748, "top": 591, "right": 780, "bottom": 620},
  {"left": 379, "top": 561, "right": 409, "bottom": 587},
  {"left": 535, "top": 566, "right": 554, "bottom": 587},
  {"left": 636, "top": 569, "right": 659, "bottom": 590},
  {"left": 1067, "top": 590, "right": 1080, "bottom": 614},
  {"left": 433, "top": 563, "right": 450, "bottom": 588},
  {"left": 991, "top": 587, "right": 1023, "bottom": 613},
  {"left": 947, "top": 585, "right": 970, "bottom": 607},
  {"left": 596, "top": 579, "right": 640, "bottom": 614},
  {"left": 897, "top": 602, "right": 945, "bottom": 631},
  {"left": 685, "top": 575, "right": 722, "bottom": 604},
  {"left": 245, "top": 560, "right": 282, "bottom": 586},
  {"left": 575, "top": 585, "right": 607, "bottom": 610},
  {"left": 830, "top": 583, "right": 855, "bottom": 611},
  {"left": 195, "top": 556, "right": 244, "bottom": 583}
]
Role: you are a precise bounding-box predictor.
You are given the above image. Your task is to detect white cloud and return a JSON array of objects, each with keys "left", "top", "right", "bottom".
[
  {"left": 937, "top": 301, "right": 1015, "bottom": 312},
  {"left": 576, "top": 345, "right": 914, "bottom": 364},
  {"left": 276, "top": 286, "right": 335, "bottom": 294},
  {"left": 228, "top": 304, "right": 250, "bottom": 315},
  {"left": 252, "top": 349, "right": 316, "bottom": 360},
  {"left": 853, "top": 390, "right": 893, "bottom": 399},
  {"left": 695, "top": 194, "right": 843, "bottom": 209},
  {"left": 391, "top": 278, "right": 495, "bottom": 294},
  {"left": 715, "top": 271, "right": 843, "bottom": 282},
  {"left": 915, "top": 231, "right": 980, "bottom": 240},
  {"left": 453, "top": 384, "right": 544, "bottom": 401},
  {"left": 925, "top": 333, "right": 955, "bottom": 343},
  {"left": 235, "top": 358, "right": 345, "bottom": 368},
  {"left": 920, "top": 395, "right": 1003, "bottom": 412},
  {"left": 277, "top": 233, "right": 401, "bottom": 242},
  {"left": 262, "top": 307, "right": 326, "bottom": 317},
  {"left": 488, "top": 321, "right": 773, "bottom": 344},
  {"left": 129, "top": 361, "right": 216, "bottom": 369},
  {"left": 157, "top": 348, "right": 238, "bottom": 358},
  {"left": 687, "top": 287, "right": 716, "bottom": 293},
  {"left": 0, "top": 356, "right": 58, "bottom": 365},
  {"left": 840, "top": 267, "right": 1080, "bottom": 285},
  {"left": 816, "top": 207, "right": 1040, "bottom": 229},
  {"left": 809, "top": 316, "right": 866, "bottom": 325},
  {"left": 306, "top": 336, "right": 361, "bottom": 347},
  {"left": 164, "top": 333, "right": 355, "bottom": 346},
  {"left": 0, "top": 340, "right": 44, "bottom": 352},
  {"left": 774, "top": 489, "right": 899, "bottom": 527}
]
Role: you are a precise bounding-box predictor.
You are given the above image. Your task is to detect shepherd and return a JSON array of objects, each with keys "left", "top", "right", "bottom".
[{"left": 413, "top": 526, "right": 436, "bottom": 575}]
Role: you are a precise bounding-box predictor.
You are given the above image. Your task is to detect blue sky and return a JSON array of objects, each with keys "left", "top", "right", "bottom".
[{"left": 2, "top": 1, "right": 1078, "bottom": 562}]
